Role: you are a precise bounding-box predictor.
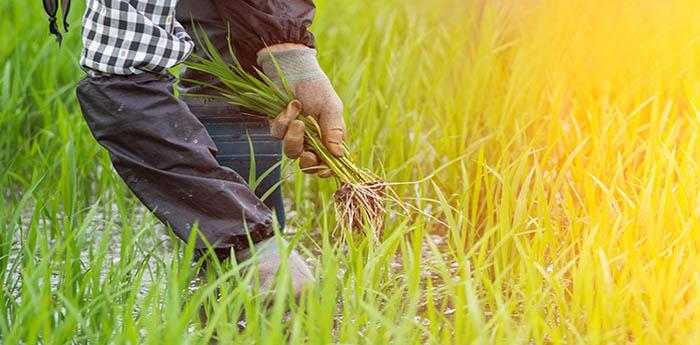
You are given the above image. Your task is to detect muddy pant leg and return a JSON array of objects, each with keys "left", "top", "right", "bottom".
[
  {"left": 76, "top": 72, "right": 273, "bottom": 258},
  {"left": 185, "top": 100, "right": 286, "bottom": 230}
]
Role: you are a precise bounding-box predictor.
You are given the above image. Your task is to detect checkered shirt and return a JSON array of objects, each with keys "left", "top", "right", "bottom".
[{"left": 80, "top": 0, "right": 194, "bottom": 75}]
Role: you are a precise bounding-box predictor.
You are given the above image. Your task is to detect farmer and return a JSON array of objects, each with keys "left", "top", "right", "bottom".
[{"left": 70, "top": 0, "right": 346, "bottom": 297}]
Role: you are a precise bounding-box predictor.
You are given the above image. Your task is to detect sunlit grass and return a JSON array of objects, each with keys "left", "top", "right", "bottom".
[{"left": 2, "top": 0, "right": 699, "bottom": 344}]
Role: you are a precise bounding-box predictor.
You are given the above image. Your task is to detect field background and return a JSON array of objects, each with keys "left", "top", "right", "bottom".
[{"left": 2, "top": 0, "right": 700, "bottom": 344}]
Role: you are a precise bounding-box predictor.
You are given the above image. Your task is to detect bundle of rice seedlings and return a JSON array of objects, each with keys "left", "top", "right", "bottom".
[{"left": 184, "top": 34, "right": 391, "bottom": 231}]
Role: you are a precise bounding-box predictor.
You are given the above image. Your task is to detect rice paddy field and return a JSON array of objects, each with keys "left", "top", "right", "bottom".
[{"left": 3, "top": 0, "right": 700, "bottom": 344}]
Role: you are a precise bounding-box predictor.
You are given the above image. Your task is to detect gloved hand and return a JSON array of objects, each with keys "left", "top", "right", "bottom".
[{"left": 258, "top": 45, "right": 346, "bottom": 178}]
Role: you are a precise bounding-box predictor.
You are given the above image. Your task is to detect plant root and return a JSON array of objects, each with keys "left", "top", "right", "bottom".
[{"left": 333, "top": 181, "right": 387, "bottom": 232}]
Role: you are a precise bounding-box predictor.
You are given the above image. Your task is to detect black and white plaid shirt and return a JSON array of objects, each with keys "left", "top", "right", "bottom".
[{"left": 80, "top": 0, "right": 194, "bottom": 75}]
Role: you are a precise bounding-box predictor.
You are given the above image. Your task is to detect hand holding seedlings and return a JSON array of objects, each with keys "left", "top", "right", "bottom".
[
  {"left": 185, "top": 34, "right": 392, "bottom": 231},
  {"left": 259, "top": 44, "right": 346, "bottom": 178}
]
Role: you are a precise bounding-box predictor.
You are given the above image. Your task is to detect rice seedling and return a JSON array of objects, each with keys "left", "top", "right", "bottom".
[{"left": 184, "top": 32, "right": 393, "bottom": 231}]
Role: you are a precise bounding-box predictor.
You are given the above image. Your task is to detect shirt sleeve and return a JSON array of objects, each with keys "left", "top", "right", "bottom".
[{"left": 210, "top": 0, "right": 316, "bottom": 70}]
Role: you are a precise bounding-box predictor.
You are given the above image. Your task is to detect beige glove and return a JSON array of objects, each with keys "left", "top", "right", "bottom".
[{"left": 258, "top": 45, "right": 346, "bottom": 178}]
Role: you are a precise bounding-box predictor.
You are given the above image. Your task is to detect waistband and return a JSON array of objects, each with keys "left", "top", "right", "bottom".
[{"left": 182, "top": 96, "right": 268, "bottom": 123}]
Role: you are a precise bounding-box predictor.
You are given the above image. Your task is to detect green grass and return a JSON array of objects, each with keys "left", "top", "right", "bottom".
[{"left": 2, "top": 0, "right": 700, "bottom": 344}]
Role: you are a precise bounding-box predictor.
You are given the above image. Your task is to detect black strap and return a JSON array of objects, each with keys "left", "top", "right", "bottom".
[
  {"left": 62, "top": 0, "right": 71, "bottom": 32},
  {"left": 42, "top": 0, "right": 71, "bottom": 44}
]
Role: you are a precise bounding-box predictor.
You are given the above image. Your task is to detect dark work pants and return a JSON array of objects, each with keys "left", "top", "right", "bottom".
[
  {"left": 76, "top": 72, "right": 285, "bottom": 258},
  {"left": 186, "top": 97, "right": 286, "bottom": 230}
]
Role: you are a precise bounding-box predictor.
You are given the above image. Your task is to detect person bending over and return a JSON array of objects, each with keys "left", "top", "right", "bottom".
[{"left": 71, "top": 0, "right": 346, "bottom": 297}]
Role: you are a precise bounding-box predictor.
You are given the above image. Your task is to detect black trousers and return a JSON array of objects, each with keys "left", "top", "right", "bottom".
[
  {"left": 186, "top": 96, "right": 286, "bottom": 230},
  {"left": 76, "top": 72, "right": 285, "bottom": 258}
]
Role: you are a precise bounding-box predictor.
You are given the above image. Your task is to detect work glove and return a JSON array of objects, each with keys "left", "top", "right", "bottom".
[{"left": 258, "top": 46, "right": 346, "bottom": 178}]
